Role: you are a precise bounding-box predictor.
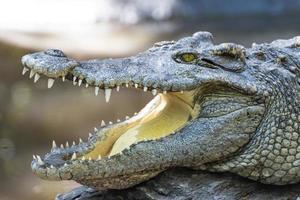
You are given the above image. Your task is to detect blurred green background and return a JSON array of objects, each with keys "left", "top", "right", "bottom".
[{"left": 0, "top": 0, "right": 300, "bottom": 199}]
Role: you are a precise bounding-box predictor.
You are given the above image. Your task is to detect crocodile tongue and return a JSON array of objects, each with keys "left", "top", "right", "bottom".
[{"left": 85, "top": 92, "right": 196, "bottom": 159}]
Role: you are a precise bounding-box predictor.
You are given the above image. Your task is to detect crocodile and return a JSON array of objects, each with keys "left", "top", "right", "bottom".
[{"left": 21, "top": 32, "right": 300, "bottom": 190}]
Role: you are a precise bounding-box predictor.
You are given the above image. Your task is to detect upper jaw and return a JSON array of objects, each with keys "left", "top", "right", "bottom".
[{"left": 21, "top": 49, "right": 200, "bottom": 94}]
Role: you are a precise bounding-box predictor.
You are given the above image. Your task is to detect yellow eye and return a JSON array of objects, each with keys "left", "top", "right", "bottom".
[{"left": 180, "top": 53, "right": 197, "bottom": 63}]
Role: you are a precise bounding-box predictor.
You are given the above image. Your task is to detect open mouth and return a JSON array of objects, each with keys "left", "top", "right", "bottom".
[
  {"left": 23, "top": 66, "right": 200, "bottom": 174},
  {"left": 21, "top": 48, "right": 266, "bottom": 190}
]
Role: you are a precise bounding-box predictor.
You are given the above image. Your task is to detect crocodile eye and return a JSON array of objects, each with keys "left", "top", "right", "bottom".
[{"left": 174, "top": 52, "right": 198, "bottom": 64}]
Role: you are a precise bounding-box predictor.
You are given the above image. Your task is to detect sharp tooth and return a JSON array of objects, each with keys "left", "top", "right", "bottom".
[
  {"left": 88, "top": 157, "right": 92, "bottom": 161},
  {"left": 125, "top": 116, "right": 130, "bottom": 120},
  {"left": 72, "top": 141, "right": 76, "bottom": 146},
  {"left": 101, "top": 120, "right": 106, "bottom": 126},
  {"left": 64, "top": 163, "right": 68, "bottom": 167},
  {"left": 134, "top": 112, "right": 138, "bottom": 116},
  {"left": 135, "top": 83, "right": 138, "bottom": 88},
  {"left": 47, "top": 78, "right": 55, "bottom": 88},
  {"left": 81, "top": 156, "right": 86, "bottom": 161},
  {"left": 52, "top": 140, "right": 57, "bottom": 149},
  {"left": 85, "top": 83, "right": 89, "bottom": 88},
  {"left": 22, "top": 67, "right": 29, "bottom": 75},
  {"left": 117, "top": 119, "right": 121, "bottom": 122},
  {"left": 163, "top": 90, "right": 167, "bottom": 94},
  {"left": 97, "top": 155, "right": 101, "bottom": 160},
  {"left": 126, "top": 83, "right": 129, "bottom": 87},
  {"left": 151, "top": 89, "right": 157, "bottom": 96},
  {"left": 36, "top": 155, "right": 44, "bottom": 165},
  {"left": 89, "top": 133, "right": 93, "bottom": 138},
  {"left": 60, "top": 144, "right": 64, "bottom": 149},
  {"left": 62, "top": 76, "right": 65, "bottom": 82},
  {"left": 95, "top": 86, "right": 99, "bottom": 96},
  {"left": 116, "top": 86, "right": 120, "bottom": 92},
  {"left": 50, "top": 165, "right": 54, "bottom": 169},
  {"left": 73, "top": 77, "right": 77, "bottom": 85},
  {"left": 143, "top": 86, "right": 148, "bottom": 92},
  {"left": 79, "top": 138, "right": 83, "bottom": 143},
  {"left": 94, "top": 127, "right": 98, "bottom": 132},
  {"left": 29, "top": 70, "right": 35, "bottom": 78},
  {"left": 180, "top": 90, "right": 184, "bottom": 93},
  {"left": 66, "top": 142, "right": 69, "bottom": 148},
  {"left": 105, "top": 88, "right": 112, "bottom": 103},
  {"left": 109, "top": 121, "right": 113, "bottom": 125},
  {"left": 33, "top": 155, "right": 36, "bottom": 160},
  {"left": 71, "top": 153, "right": 77, "bottom": 160},
  {"left": 78, "top": 79, "right": 82, "bottom": 86}
]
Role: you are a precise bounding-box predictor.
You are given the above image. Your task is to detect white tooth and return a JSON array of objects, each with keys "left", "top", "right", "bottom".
[
  {"left": 50, "top": 165, "right": 54, "bottom": 169},
  {"left": 101, "top": 120, "right": 106, "bottom": 126},
  {"left": 22, "top": 67, "right": 29, "bottom": 75},
  {"left": 143, "top": 86, "right": 148, "bottom": 92},
  {"left": 134, "top": 112, "right": 138, "bottom": 116},
  {"left": 125, "top": 116, "right": 130, "bottom": 120},
  {"left": 94, "top": 127, "right": 98, "bottom": 132},
  {"left": 85, "top": 83, "right": 89, "bottom": 88},
  {"left": 62, "top": 76, "right": 65, "bottom": 82},
  {"left": 109, "top": 121, "right": 113, "bottom": 125},
  {"left": 52, "top": 140, "right": 57, "bottom": 149},
  {"left": 36, "top": 155, "right": 44, "bottom": 165},
  {"left": 151, "top": 89, "right": 157, "bottom": 96},
  {"left": 126, "top": 83, "right": 129, "bottom": 87},
  {"left": 33, "top": 155, "right": 36, "bottom": 160},
  {"left": 117, "top": 119, "right": 121, "bottom": 122},
  {"left": 116, "top": 86, "right": 120, "bottom": 92},
  {"left": 89, "top": 157, "right": 92, "bottom": 161},
  {"left": 60, "top": 144, "right": 64, "bottom": 149},
  {"left": 97, "top": 155, "right": 101, "bottom": 160},
  {"left": 72, "top": 141, "right": 76, "bottom": 146},
  {"left": 29, "top": 70, "right": 35, "bottom": 78},
  {"left": 89, "top": 133, "right": 93, "bottom": 137},
  {"left": 79, "top": 138, "right": 83, "bottom": 143},
  {"left": 180, "top": 90, "right": 184, "bottom": 94},
  {"left": 64, "top": 163, "right": 68, "bottom": 167},
  {"left": 47, "top": 78, "right": 55, "bottom": 88},
  {"left": 71, "top": 153, "right": 77, "bottom": 160},
  {"left": 78, "top": 79, "right": 82, "bottom": 86},
  {"left": 163, "top": 90, "right": 167, "bottom": 94},
  {"left": 73, "top": 77, "right": 77, "bottom": 85},
  {"left": 95, "top": 86, "right": 99, "bottom": 96},
  {"left": 135, "top": 83, "right": 138, "bottom": 88},
  {"left": 105, "top": 88, "right": 112, "bottom": 103},
  {"left": 81, "top": 156, "right": 86, "bottom": 161},
  {"left": 66, "top": 142, "right": 69, "bottom": 148}
]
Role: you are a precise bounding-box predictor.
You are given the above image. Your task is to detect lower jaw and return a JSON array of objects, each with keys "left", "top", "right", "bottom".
[
  {"left": 76, "top": 169, "right": 164, "bottom": 190},
  {"left": 31, "top": 90, "right": 197, "bottom": 183}
]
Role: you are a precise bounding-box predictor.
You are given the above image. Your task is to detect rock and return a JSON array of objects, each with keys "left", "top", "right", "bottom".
[{"left": 56, "top": 168, "right": 300, "bottom": 200}]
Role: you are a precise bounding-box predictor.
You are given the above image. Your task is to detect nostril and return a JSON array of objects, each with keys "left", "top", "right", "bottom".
[{"left": 45, "top": 49, "right": 66, "bottom": 57}]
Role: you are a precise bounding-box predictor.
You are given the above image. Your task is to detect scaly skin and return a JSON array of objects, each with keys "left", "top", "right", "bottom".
[{"left": 21, "top": 32, "right": 300, "bottom": 189}]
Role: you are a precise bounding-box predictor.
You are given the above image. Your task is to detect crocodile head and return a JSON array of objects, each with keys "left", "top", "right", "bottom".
[{"left": 21, "top": 32, "right": 300, "bottom": 189}]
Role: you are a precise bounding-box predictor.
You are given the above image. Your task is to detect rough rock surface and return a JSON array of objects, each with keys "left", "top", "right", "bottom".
[{"left": 56, "top": 168, "right": 300, "bottom": 200}]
